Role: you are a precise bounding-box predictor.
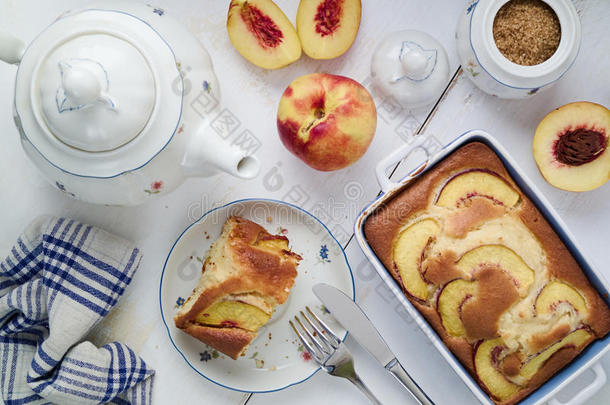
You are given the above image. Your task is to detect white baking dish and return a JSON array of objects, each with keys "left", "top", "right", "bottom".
[{"left": 354, "top": 130, "right": 610, "bottom": 405}]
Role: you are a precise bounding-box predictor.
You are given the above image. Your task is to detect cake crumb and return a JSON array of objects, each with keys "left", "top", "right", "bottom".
[{"left": 493, "top": 0, "right": 561, "bottom": 66}]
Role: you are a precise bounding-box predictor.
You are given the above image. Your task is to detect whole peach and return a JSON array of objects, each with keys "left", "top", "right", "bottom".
[{"left": 276, "top": 73, "right": 377, "bottom": 171}]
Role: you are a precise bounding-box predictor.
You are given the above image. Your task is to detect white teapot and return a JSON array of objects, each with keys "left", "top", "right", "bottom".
[{"left": 0, "top": 1, "right": 260, "bottom": 205}]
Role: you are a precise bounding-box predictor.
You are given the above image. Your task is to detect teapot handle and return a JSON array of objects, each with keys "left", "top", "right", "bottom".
[{"left": 0, "top": 32, "right": 25, "bottom": 64}]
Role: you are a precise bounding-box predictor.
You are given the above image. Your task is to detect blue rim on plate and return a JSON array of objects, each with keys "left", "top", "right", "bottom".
[{"left": 158, "top": 198, "right": 356, "bottom": 393}]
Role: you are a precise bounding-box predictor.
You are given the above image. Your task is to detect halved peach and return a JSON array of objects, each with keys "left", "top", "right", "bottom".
[
  {"left": 456, "top": 245, "right": 535, "bottom": 296},
  {"left": 474, "top": 338, "right": 521, "bottom": 401},
  {"left": 437, "top": 279, "right": 476, "bottom": 336},
  {"left": 227, "top": 0, "right": 302, "bottom": 69},
  {"left": 535, "top": 280, "right": 589, "bottom": 317},
  {"left": 520, "top": 328, "right": 592, "bottom": 380},
  {"left": 533, "top": 102, "right": 610, "bottom": 192},
  {"left": 296, "top": 0, "right": 361, "bottom": 59},
  {"left": 196, "top": 300, "right": 271, "bottom": 332},
  {"left": 392, "top": 219, "right": 439, "bottom": 301},
  {"left": 436, "top": 169, "right": 520, "bottom": 208}
]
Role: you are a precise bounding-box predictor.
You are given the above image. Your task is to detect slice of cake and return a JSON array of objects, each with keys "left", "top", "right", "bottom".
[{"left": 174, "top": 216, "right": 301, "bottom": 359}]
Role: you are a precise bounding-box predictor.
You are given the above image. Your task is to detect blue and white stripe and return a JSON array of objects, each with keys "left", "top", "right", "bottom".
[{"left": 1, "top": 216, "right": 153, "bottom": 404}]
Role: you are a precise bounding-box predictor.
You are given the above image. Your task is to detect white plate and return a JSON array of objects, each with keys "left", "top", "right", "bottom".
[{"left": 159, "top": 199, "right": 355, "bottom": 393}]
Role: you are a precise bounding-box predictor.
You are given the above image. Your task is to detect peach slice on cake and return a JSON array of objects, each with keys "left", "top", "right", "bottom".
[
  {"left": 456, "top": 245, "right": 535, "bottom": 296},
  {"left": 296, "top": 0, "right": 361, "bottom": 59},
  {"left": 533, "top": 102, "right": 610, "bottom": 192},
  {"left": 437, "top": 279, "right": 476, "bottom": 336},
  {"left": 519, "top": 328, "right": 593, "bottom": 380},
  {"left": 474, "top": 338, "right": 521, "bottom": 401},
  {"left": 392, "top": 219, "right": 439, "bottom": 301},
  {"left": 535, "top": 280, "right": 589, "bottom": 317},
  {"left": 195, "top": 300, "right": 271, "bottom": 332},
  {"left": 436, "top": 169, "right": 520, "bottom": 208},
  {"left": 227, "top": 0, "right": 302, "bottom": 69},
  {"left": 444, "top": 198, "right": 506, "bottom": 239}
]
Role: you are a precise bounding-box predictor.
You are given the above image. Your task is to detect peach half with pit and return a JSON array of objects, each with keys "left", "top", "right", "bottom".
[
  {"left": 435, "top": 169, "right": 520, "bottom": 208},
  {"left": 392, "top": 218, "right": 439, "bottom": 301},
  {"left": 277, "top": 73, "right": 377, "bottom": 171},
  {"left": 533, "top": 102, "right": 610, "bottom": 192},
  {"left": 296, "top": 0, "right": 362, "bottom": 59},
  {"left": 474, "top": 338, "right": 521, "bottom": 402},
  {"left": 227, "top": 0, "right": 302, "bottom": 69},
  {"left": 456, "top": 245, "right": 535, "bottom": 297},
  {"left": 535, "top": 280, "right": 589, "bottom": 317}
]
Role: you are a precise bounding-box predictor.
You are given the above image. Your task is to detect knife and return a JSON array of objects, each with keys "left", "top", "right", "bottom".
[{"left": 313, "top": 283, "right": 434, "bottom": 405}]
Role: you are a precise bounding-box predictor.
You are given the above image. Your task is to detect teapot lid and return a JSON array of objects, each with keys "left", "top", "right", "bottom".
[
  {"left": 371, "top": 30, "right": 450, "bottom": 109},
  {"left": 15, "top": 8, "right": 184, "bottom": 177},
  {"left": 36, "top": 34, "right": 156, "bottom": 152}
]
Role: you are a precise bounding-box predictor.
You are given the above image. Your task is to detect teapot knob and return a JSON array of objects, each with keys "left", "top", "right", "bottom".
[{"left": 58, "top": 60, "right": 116, "bottom": 112}]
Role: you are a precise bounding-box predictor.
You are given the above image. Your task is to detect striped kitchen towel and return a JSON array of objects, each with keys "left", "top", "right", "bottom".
[{"left": 0, "top": 216, "right": 154, "bottom": 404}]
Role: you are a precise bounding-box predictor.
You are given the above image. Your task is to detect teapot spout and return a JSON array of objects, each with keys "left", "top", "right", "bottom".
[{"left": 182, "top": 124, "right": 260, "bottom": 180}]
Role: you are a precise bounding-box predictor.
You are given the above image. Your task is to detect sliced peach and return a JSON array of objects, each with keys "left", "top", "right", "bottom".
[
  {"left": 437, "top": 279, "right": 476, "bottom": 336},
  {"left": 296, "top": 0, "right": 361, "bottom": 59},
  {"left": 227, "top": 0, "right": 302, "bottom": 69},
  {"left": 535, "top": 280, "right": 589, "bottom": 317},
  {"left": 392, "top": 219, "right": 439, "bottom": 301},
  {"left": 456, "top": 245, "right": 535, "bottom": 296},
  {"left": 474, "top": 338, "right": 521, "bottom": 401},
  {"left": 533, "top": 102, "right": 610, "bottom": 192},
  {"left": 254, "top": 234, "right": 289, "bottom": 251},
  {"left": 196, "top": 300, "right": 271, "bottom": 332},
  {"left": 520, "top": 328, "right": 592, "bottom": 380},
  {"left": 444, "top": 198, "right": 506, "bottom": 239},
  {"left": 436, "top": 169, "right": 520, "bottom": 208}
]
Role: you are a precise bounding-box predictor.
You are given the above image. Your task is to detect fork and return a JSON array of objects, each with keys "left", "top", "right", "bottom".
[{"left": 290, "top": 306, "right": 381, "bottom": 405}]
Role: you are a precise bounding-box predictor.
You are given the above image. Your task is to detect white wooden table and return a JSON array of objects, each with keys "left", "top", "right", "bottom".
[{"left": 1, "top": 0, "right": 609, "bottom": 404}]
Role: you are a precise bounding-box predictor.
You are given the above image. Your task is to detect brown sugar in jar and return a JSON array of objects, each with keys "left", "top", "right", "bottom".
[{"left": 493, "top": 0, "right": 561, "bottom": 66}]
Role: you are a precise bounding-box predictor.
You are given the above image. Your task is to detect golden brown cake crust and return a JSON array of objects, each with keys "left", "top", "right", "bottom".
[
  {"left": 461, "top": 266, "right": 519, "bottom": 340},
  {"left": 176, "top": 219, "right": 299, "bottom": 323},
  {"left": 181, "top": 323, "right": 255, "bottom": 360},
  {"left": 364, "top": 142, "right": 610, "bottom": 405},
  {"left": 174, "top": 216, "right": 301, "bottom": 359},
  {"left": 518, "top": 204, "right": 610, "bottom": 336}
]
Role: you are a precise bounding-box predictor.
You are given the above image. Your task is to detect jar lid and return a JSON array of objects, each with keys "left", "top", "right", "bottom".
[
  {"left": 371, "top": 30, "right": 450, "bottom": 109},
  {"left": 36, "top": 34, "right": 156, "bottom": 152}
]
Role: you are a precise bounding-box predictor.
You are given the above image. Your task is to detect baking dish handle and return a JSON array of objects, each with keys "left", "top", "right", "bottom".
[
  {"left": 375, "top": 137, "right": 431, "bottom": 194},
  {"left": 548, "top": 362, "right": 606, "bottom": 405}
]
